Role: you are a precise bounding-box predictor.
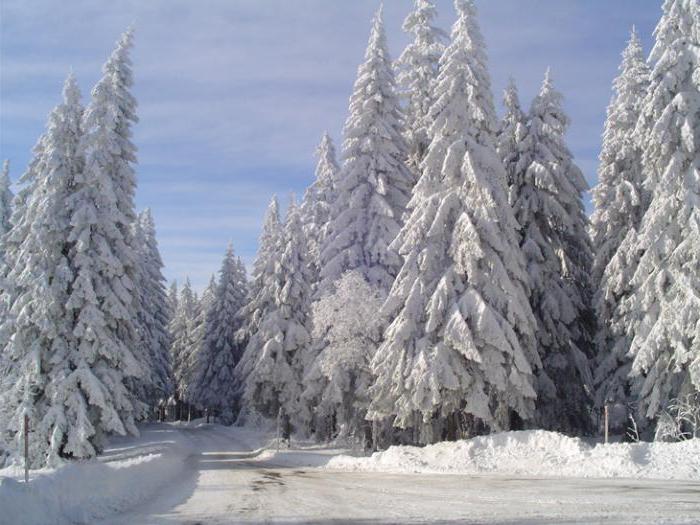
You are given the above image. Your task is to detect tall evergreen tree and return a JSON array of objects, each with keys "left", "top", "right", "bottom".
[
  {"left": 0, "top": 160, "right": 13, "bottom": 239},
  {"left": 368, "top": 0, "right": 539, "bottom": 444},
  {"left": 0, "top": 72, "right": 85, "bottom": 466},
  {"left": 395, "top": 0, "right": 447, "bottom": 179},
  {"left": 622, "top": 0, "right": 700, "bottom": 424},
  {"left": 133, "top": 209, "right": 173, "bottom": 407},
  {"left": 300, "top": 132, "right": 338, "bottom": 290},
  {"left": 235, "top": 197, "right": 282, "bottom": 402},
  {"left": 496, "top": 78, "right": 528, "bottom": 201},
  {"left": 319, "top": 6, "right": 412, "bottom": 293},
  {"left": 239, "top": 199, "right": 312, "bottom": 429},
  {"left": 60, "top": 28, "right": 145, "bottom": 454},
  {"left": 169, "top": 279, "right": 197, "bottom": 413},
  {"left": 591, "top": 29, "right": 650, "bottom": 417},
  {"left": 511, "top": 70, "right": 595, "bottom": 433},
  {"left": 191, "top": 245, "right": 247, "bottom": 420}
]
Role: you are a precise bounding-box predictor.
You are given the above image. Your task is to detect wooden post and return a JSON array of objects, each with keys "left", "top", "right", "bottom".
[
  {"left": 23, "top": 415, "right": 29, "bottom": 483},
  {"left": 276, "top": 407, "right": 282, "bottom": 453},
  {"left": 604, "top": 404, "right": 609, "bottom": 444}
]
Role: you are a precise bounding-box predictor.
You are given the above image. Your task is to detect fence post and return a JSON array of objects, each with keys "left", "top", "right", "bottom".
[
  {"left": 276, "top": 407, "right": 282, "bottom": 453},
  {"left": 24, "top": 414, "right": 29, "bottom": 483},
  {"left": 604, "top": 404, "right": 609, "bottom": 444}
]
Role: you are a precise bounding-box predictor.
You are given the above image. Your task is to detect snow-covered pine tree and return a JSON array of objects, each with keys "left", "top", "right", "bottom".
[
  {"left": 238, "top": 198, "right": 312, "bottom": 430},
  {"left": 0, "top": 72, "right": 85, "bottom": 467},
  {"left": 235, "top": 196, "right": 282, "bottom": 397},
  {"left": 511, "top": 70, "right": 595, "bottom": 433},
  {"left": 303, "top": 271, "right": 384, "bottom": 442},
  {"left": 300, "top": 132, "right": 338, "bottom": 290},
  {"left": 395, "top": 0, "right": 447, "bottom": 180},
  {"left": 169, "top": 278, "right": 198, "bottom": 417},
  {"left": 621, "top": 0, "right": 700, "bottom": 425},
  {"left": 191, "top": 245, "right": 247, "bottom": 421},
  {"left": 0, "top": 160, "right": 13, "bottom": 239},
  {"left": 319, "top": 6, "right": 412, "bottom": 293},
  {"left": 59, "top": 28, "right": 146, "bottom": 455},
  {"left": 590, "top": 28, "right": 650, "bottom": 419},
  {"left": 368, "top": 0, "right": 539, "bottom": 445},
  {"left": 496, "top": 78, "right": 528, "bottom": 201},
  {"left": 133, "top": 209, "right": 173, "bottom": 409}
]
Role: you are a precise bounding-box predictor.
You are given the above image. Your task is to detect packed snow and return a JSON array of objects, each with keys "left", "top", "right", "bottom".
[{"left": 328, "top": 429, "right": 700, "bottom": 480}]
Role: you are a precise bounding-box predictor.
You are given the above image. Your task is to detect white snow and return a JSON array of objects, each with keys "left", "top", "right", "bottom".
[{"left": 328, "top": 429, "right": 700, "bottom": 481}]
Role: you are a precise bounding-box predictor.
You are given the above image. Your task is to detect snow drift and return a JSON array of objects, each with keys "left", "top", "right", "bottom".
[{"left": 327, "top": 430, "right": 700, "bottom": 480}]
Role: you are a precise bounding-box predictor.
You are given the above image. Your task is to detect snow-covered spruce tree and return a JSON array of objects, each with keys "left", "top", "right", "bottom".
[
  {"left": 621, "top": 0, "right": 700, "bottom": 426},
  {"left": 300, "top": 132, "right": 338, "bottom": 290},
  {"left": 132, "top": 209, "right": 173, "bottom": 410},
  {"left": 319, "top": 6, "right": 412, "bottom": 293},
  {"left": 303, "top": 271, "right": 384, "bottom": 443},
  {"left": 368, "top": 0, "right": 540, "bottom": 445},
  {"left": 590, "top": 29, "right": 650, "bottom": 418},
  {"left": 496, "top": 78, "right": 528, "bottom": 201},
  {"left": 191, "top": 245, "right": 247, "bottom": 422},
  {"left": 395, "top": 0, "right": 447, "bottom": 180},
  {"left": 238, "top": 199, "right": 312, "bottom": 430},
  {"left": 0, "top": 72, "right": 85, "bottom": 467},
  {"left": 235, "top": 196, "right": 282, "bottom": 399},
  {"left": 59, "top": 29, "right": 146, "bottom": 455},
  {"left": 0, "top": 160, "right": 13, "bottom": 239},
  {"left": 169, "top": 278, "right": 198, "bottom": 417},
  {"left": 511, "top": 70, "right": 595, "bottom": 433}
]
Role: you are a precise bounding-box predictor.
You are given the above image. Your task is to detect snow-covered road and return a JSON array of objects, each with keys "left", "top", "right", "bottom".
[{"left": 98, "top": 424, "right": 700, "bottom": 525}]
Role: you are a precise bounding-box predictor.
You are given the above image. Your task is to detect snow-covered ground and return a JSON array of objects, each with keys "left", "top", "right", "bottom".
[
  {"left": 328, "top": 429, "right": 700, "bottom": 480},
  {"left": 1, "top": 423, "right": 699, "bottom": 524}
]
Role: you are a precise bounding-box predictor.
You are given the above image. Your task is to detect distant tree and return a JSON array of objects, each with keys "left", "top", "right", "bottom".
[
  {"left": 132, "top": 209, "right": 174, "bottom": 409},
  {"left": 191, "top": 245, "right": 248, "bottom": 422},
  {"left": 300, "top": 132, "right": 338, "bottom": 292},
  {"left": 238, "top": 199, "right": 312, "bottom": 430},
  {"left": 169, "top": 278, "right": 198, "bottom": 416},
  {"left": 496, "top": 78, "right": 528, "bottom": 201}
]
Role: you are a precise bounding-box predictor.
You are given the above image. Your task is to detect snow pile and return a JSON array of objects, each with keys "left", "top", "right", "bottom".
[
  {"left": 0, "top": 424, "right": 193, "bottom": 525},
  {"left": 327, "top": 430, "right": 700, "bottom": 480}
]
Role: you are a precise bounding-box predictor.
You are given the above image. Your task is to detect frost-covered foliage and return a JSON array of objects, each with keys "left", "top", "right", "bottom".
[
  {"left": 496, "top": 78, "right": 528, "bottom": 199},
  {"left": 395, "top": 0, "right": 447, "bottom": 179},
  {"left": 301, "top": 132, "right": 338, "bottom": 289},
  {"left": 591, "top": 29, "right": 650, "bottom": 415},
  {"left": 238, "top": 199, "right": 312, "bottom": 430},
  {"left": 368, "top": 0, "right": 539, "bottom": 444},
  {"left": 191, "top": 245, "right": 247, "bottom": 420},
  {"left": 511, "top": 70, "right": 595, "bottom": 433},
  {"left": 319, "top": 7, "right": 412, "bottom": 293},
  {"left": 235, "top": 197, "right": 282, "bottom": 393},
  {"left": 622, "top": 0, "right": 700, "bottom": 424},
  {"left": 132, "top": 209, "right": 173, "bottom": 407},
  {"left": 169, "top": 279, "right": 198, "bottom": 408},
  {"left": 303, "top": 271, "right": 384, "bottom": 442},
  {"left": 0, "top": 160, "right": 13, "bottom": 239},
  {"left": 654, "top": 394, "right": 700, "bottom": 442},
  {"left": 0, "top": 73, "right": 85, "bottom": 467},
  {"left": 60, "top": 29, "right": 144, "bottom": 455}
]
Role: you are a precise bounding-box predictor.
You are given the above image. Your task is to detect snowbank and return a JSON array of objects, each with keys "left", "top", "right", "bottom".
[
  {"left": 327, "top": 430, "right": 700, "bottom": 480},
  {"left": 0, "top": 424, "right": 193, "bottom": 525}
]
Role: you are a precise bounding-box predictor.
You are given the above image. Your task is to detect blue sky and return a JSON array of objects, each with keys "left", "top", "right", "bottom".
[{"left": 1, "top": 0, "right": 662, "bottom": 290}]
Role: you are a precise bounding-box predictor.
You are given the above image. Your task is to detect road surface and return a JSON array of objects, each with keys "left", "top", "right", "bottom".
[{"left": 100, "top": 425, "right": 700, "bottom": 524}]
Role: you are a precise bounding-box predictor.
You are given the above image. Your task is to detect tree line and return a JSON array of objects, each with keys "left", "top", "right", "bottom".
[{"left": 0, "top": 0, "right": 698, "bottom": 468}]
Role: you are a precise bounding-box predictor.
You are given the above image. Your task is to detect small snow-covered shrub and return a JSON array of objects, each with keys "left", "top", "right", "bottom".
[{"left": 654, "top": 394, "right": 700, "bottom": 442}]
